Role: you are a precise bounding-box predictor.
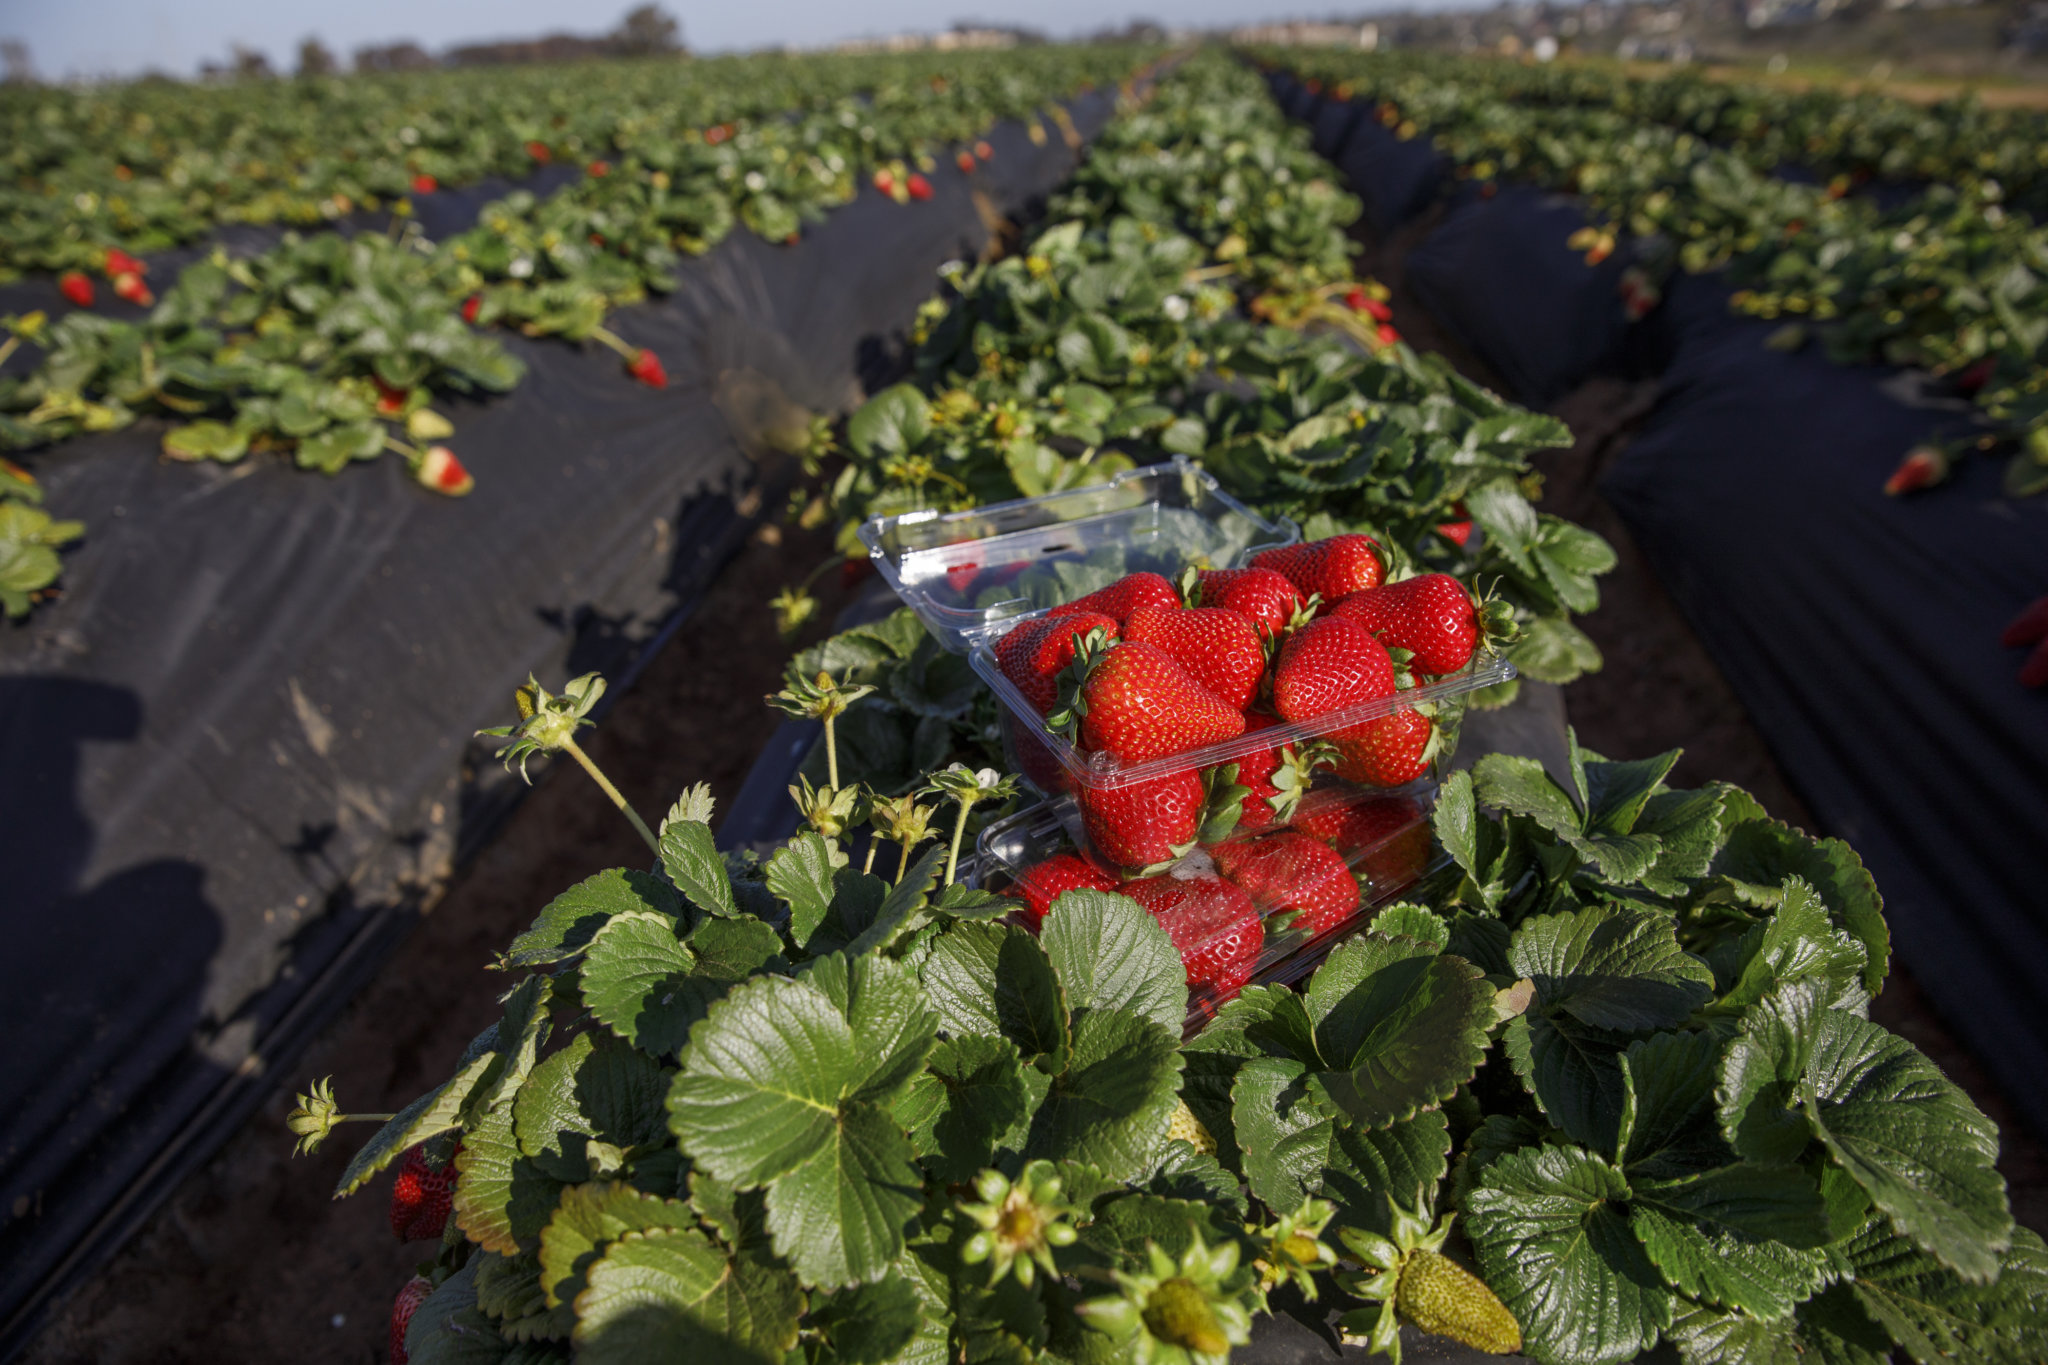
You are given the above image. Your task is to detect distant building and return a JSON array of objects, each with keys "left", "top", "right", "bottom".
[{"left": 1229, "top": 20, "right": 1382, "bottom": 47}]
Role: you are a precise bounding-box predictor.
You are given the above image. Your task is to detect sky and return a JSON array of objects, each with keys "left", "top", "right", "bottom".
[{"left": 0, "top": 0, "right": 1421, "bottom": 81}]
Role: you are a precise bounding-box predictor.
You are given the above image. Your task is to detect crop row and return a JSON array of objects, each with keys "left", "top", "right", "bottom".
[
  {"left": 0, "top": 44, "right": 1151, "bottom": 616},
  {"left": 1266, "top": 49, "right": 2048, "bottom": 495}
]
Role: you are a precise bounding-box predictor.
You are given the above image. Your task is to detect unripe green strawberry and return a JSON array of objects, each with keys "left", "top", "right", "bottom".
[
  {"left": 1167, "top": 1098, "right": 1216, "bottom": 1156},
  {"left": 1396, "top": 1249, "right": 1521, "bottom": 1355},
  {"left": 1142, "top": 1277, "right": 1230, "bottom": 1356}
]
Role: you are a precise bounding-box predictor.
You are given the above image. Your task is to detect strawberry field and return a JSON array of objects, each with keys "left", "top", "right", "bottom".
[{"left": 4, "top": 37, "right": 2048, "bottom": 1365}]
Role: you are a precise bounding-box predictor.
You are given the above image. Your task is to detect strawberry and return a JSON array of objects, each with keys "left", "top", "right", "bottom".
[
  {"left": 1192, "top": 566, "right": 1304, "bottom": 637},
  {"left": 944, "top": 560, "right": 981, "bottom": 598},
  {"left": 391, "top": 1275, "right": 433, "bottom": 1365},
  {"left": 1211, "top": 831, "right": 1361, "bottom": 939},
  {"left": 1011, "top": 852, "right": 1115, "bottom": 927},
  {"left": 411, "top": 173, "right": 438, "bottom": 194},
  {"left": 840, "top": 557, "right": 874, "bottom": 589},
  {"left": 1060, "top": 640, "right": 1244, "bottom": 765},
  {"left": 628, "top": 348, "right": 667, "bottom": 388},
  {"left": 374, "top": 378, "right": 408, "bottom": 417},
  {"left": 1223, "top": 714, "right": 1329, "bottom": 832},
  {"left": 2005, "top": 596, "right": 2048, "bottom": 689},
  {"left": 460, "top": 294, "right": 482, "bottom": 324},
  {"left": 389, "top": 1142, "right": 458, "bottom": 1240},
  {"left": 1883, "top": 445, "right": 1949, "bottom": 496},
  {"left": 995, "top": 612, "right": 1119, "bottom": 715},
  {"left": 1362, "top": 296, "right": 1394, "bottom": 324},
  {"left": 1271, "top": 617, "right": 1397, "bottom": 725},
  {"left": 414, "top": 445, "right": 474, "bottom": 496},
  {"left": 1079, "top": 768, "right": 1206, "bottom": 867},
  {"left": 874, "top": 170, "right": 896, "bottom": 195},
  {"left": 1434, "top": 503, "right": 1472, "bottom": 547},
  {"left": 525, "top": 140, "right": 552, "bottom": 162},
  {"left": 58, "top": 271, "right": 94, "bottom": 307},
  {"left": 1295, "top": 790, "right": 1431, "bottom": 897},
  {"left": 111, "top": 271, "right": 154, "bottom": 306},
  {"left": 958, "top": 150, "right": 978, "bottom": 174},
  {"left": 1343, "top": 286, "right": 1370, "bottom": 312},
  {"left": 1376, "top": 323, "right": 1400, "bottom": 346},
  {"left": 1332, "top": 573, "right": 1508, "bottom": 675},
  {"left": 1252, "top": 534, "right": 1384, "bottom": 600},
  {"left": 1122, "top": 603, "right": 1266, "bottom": 711},
  {"left": 1328, "top": 706, "right": 1435, "bottom": 788},
  {"left": 1123, "top": 874, "right": 1263, "bottom": 998},
  {"left": 1046, "top": 571, "right": 1180, "bottom": 627},
  {"left": 906, "top": 173, "right": 934, "bottom": 202},
  {"left": 588, "top": 159, "right": 611, "bottom": 177},
  {"left": 1954, "top": 357, "right": 1996, "bottom": 395},
  {"left": 975, "top": 140, "right": 994, "bottom": 161},
  {"left": 102, "top": 248, "right": 145, "bottom": 277}
]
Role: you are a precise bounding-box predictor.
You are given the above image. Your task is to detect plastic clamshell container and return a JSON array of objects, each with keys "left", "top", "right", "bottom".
[
  {"left": 974, "top": 638, "right": 1514, "bottom": 803},
  {"left": 977, "top": 783, "right": 1448, "bottom": 1034},
  {"left": 856, "top": 457, "right": 1299, "bottom": 655}
]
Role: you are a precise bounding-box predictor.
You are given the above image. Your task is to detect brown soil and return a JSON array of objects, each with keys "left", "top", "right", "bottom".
[{"left": 22, "top": 513, "right": 858, "bottom": 1365}]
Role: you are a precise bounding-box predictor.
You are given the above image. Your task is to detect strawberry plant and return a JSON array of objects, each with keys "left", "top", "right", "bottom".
[{"left": 289, "top": 675, "right": 2046, "bottom": 1363}]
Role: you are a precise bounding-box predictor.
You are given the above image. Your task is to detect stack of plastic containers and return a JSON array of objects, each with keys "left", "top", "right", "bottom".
[{"left": 860, "top": 458, "right": 1514, "bottom": 1028}]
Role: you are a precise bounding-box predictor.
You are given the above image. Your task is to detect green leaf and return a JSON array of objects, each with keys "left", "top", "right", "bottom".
[
  {"left": 1039, "top": 888, "right": 1187, "bottom": 1033},
  {"left": 847, "top": 385, "right": 931, "bottom": 460},
  {"left": 1715, "top": 877, "right": 1867, "bottom": 1014},
  {"left": 1710, "top": 821, "right": 1888, "bottom": 995},
  {"left": 334, "top": 1050, "right": 498, "bottom": 1196},
  {"left": 1511, "top": 615, "right": 1605, "bottom": 685},
  {"left": 1474, "top": 752, "right": 1586, "bottom": 840},
  {"left": 1025, "top": 1007, "right": 1181, "bottom": 1182},
  {"left": 1629, "top": 1187, "right": 1827, "bottom": 1320},
  {"left": 661, "top": 819, "right": 738, "bottom": 919},
  {"left": 580, "top": 910, "right": 698, "bottom": 1057},
  {"left": 917, "top": 921, "right": 1070, "bottom": 1069},
  {"left": 514, "top": 1032, "right": 670, "bottom": 1182},
  {"left": 1511, "top": 906, "right": 1714, "bottom": 1034},
  {"left": 1580, "top": 744, "right": 1682, "bottom": 838},
  {"left": 766, "top": 832, "right": 844, "bottom": 948},
  {"left": 464, "top": 976, "right": 554, "bottom": 1122},
  {"left": 162, "top": 418, "right": 250, "bottom": 463},
  {"left": 1615, "top": 1030, "right": 1723, "bottom": 1176},
  {"left": 1231, "top": 1057, "right": 1331, "bottom": 1212},
  {"left": 1299, "top": 935, "right": 1494, "bottom": 1129},
  {"left": 538, "top": 1181, "right": 697, "bottom": 1310},
  {"left": 902, "top": 1033, "right": 1034, "bottom": 1183},
  {"left": 763, "top": 1100, "right": 924, "bottom": 1288},
  {"left": 572, "top": 1227, "right": 802, "bottom": 1363},
  {"left": 1465, "top": 1144, "right": 1674, "bottom": 1365},
  {"left": 1369, "top": 904, "right": 1450, "bottom": 952},
  {"left": 455, "top": 1099, "right": 567, "bottom": 1256},
  {"left": 1662, "top": 1298, "right": 1887, "bottom": 1365},
  {"left": 504, "top": 869, "right": 683, "bottom": 968},
  {"left": 843, "top": 844, "right": 944, "bottom": 957},
  {"left": 1843, "top": 1221, "right": 2048, "bottom": 1364},
  {"left": 802, "top": 953, "right": 940, "bottom": 1105},
  {"left": 1317, "top": 1111, "right": 1452, "bottom": 1236},
  {"left": 808, "top": 1272, "right": 924, "bottom": 1364},
  {"left": 406, "top": 1261, "right": 506, "bottom": 1365}
]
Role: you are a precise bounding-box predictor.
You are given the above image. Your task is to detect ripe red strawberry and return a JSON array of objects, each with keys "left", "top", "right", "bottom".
[
  {"left": 1223, "top": 715, "right": 1330, "bottom": 832},
  {"left": 1343, "top": 286, "right": 1370, "bottom": 312},
  {"left": 874, "top": 170, "right": 896, "bottom": 195},
  {"left": 374, "top": 378, "right": 408, "bottom": 417},
  {"left": 112, "top": 271, "right": 154, "bottom": 306},
  {"left": 1271, "top": 616, "right": 1397, "bottom": 725},
  {"left": 1211, "top": 831, "right": 1361, "bottom": 939},
  {"left": 58, "top": 271, "right": 94, "bottom": 307},
  {"left": 1329, "top": 706, "right": 1435, "bottom": 788},
  {"left": 1435, "top": 502, "right": 1472, "bottom": 547},
  {"left": 1332, "top": 573, "right": 1496, "bottom": 675},
  {"left": 1363, "top": 296, "right": 1394, "bottom": 324},
  {"left": 628, "top": 348, "right": 667, "bottom": 388},
  {"left": 1296, "top": 791, "right": 1432, "bottom": 896},
  {"left": 1046, "top": 571, "right": 1181, "bottom": 627},
  {"left": 906, "top": 173, "right": 934, "bottom": 202},
  {"left": 958, "top": 150, "right": 978, "bottom": 174},
  {"left": 389, "top": 1142, "right": 458, "bottom": 1240},
  {"left": 1122, "top": 604, "right": 1265, "bottom": 711},
  {"left": 975, "top": 140, "right": 994, "bottom": 160},
  {"left": 103, "top": 248, "right": 145, "bottom": 277},
  {"left": 1883, "top": 446, "right": 1948, "bottom": 496},
  {"left": 1376, "top": 323, "right": 1400, "bottom": 346},
  {"left": 1011, "top": 853, "right": 1115, "bottom": 927},
  {"left": 414, "top": 445, "right": 474, "bottom": 496},
  {"left": 1192, "top": 567, "right": 1304, "bottom": 637},
  {"left": 391, "top": 1275, "right": 433, "bottom": 1365},
  {"left": 460, "top": 294, "right": 482, "bottom": 324},
  {"left": 1079, "top": 768, "right": 1206, "bottom": 867},
  {"left": 995, "top": 611, "right": 1118, "bottom": 714},
  {"left": 1064, "top": 641, "right": 1244, "bottom": 764},
  {"left": 1123, "top": 874, "right": 1263, "bottom": 998},
  {"left": 945, "top": 561, "right": 981, "bottom": 597},
  {"left": 526, "top": 140, "right": 552, "bottom": 162},
  {"left": 411, "top": 173, "right": 438, "bottom": 194},
  {"left": 1252, "top": 534, "right": 1384, "bottom": 600}
]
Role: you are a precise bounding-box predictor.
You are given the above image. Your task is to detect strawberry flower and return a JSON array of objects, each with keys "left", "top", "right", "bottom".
[
  {"left": 958, "top": 1161, "right": 1079, "bottom": 1288},
  {"left": 1078, "top": 1232, "right": 1257, "bottom": 1364}
]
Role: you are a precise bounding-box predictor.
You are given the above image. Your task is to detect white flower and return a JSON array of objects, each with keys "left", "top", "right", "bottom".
[
  {"left": 744, "top": 170, "right": 767, "bottom": 193},
  {"left": 508, "top": 257, "right": 533, "bottom": 279},
  {"left": 398, "top": 126, "right": 419, "bottom": 145},
  {"left": 1162, "top": 295, "right": 1189, "bottom": 321}
]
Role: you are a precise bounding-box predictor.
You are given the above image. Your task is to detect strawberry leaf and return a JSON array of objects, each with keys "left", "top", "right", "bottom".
[
  {"left": 512, "top": 1032, "right": 670, "bottom": 1184},
  {"left": 1627, "top": 1178, "right": 1829, "bottom": 1320},
  {"left": 1231, "top": 1056, "right": 1331, "bottom": 1212},
  {"left": 1023, "top": 1007, "right": 1182, "bottom": 1182},
  {"left": 334, "top": 1048, "right": 499, "bottom": 1197},
  {"left": 404, "top": 1260, "right": 501, "bottom": 1365},
  {"left": 1039, "top": 887, "right": 1187, "bottom": 1034},
  {"left": 762, "top": 1099, "right": 924, "bottom": 1288},
  {"left": 893, "top": 1033, "right": 1034, "bottom": 1183},
  {"left": 1300, "top": 933, "right": 1494, "bottom": 1129},
  {"left": 765, "top": 831, "right": 846, "bottom": 948},
  {"left": 503, "top": 869, "right": 683, "bottom": 968},
  {"left": 579, "top": 910, "right": 697, "bottom": 1058},
  {"left": 805, "top": 1272, "right": 924, "bottom": 1364},
  {"left": 1317, "top": 1110, "right": 1452, "bottom": 1237},
  {"left": 1707, "top": 820, "right": 1888, "bottom": 995},
  {"left": 916, "top": 921, "right": 1070, "bottom": 1071},
  {"left": 660, "top": 818, "right": 738, "bottom": 920},
  {"left": 1465, "top": 1143, "right": 1674, "bottom": 1365},
  {"left": 538, "top": 1182, "right": 697, "bottom": 1310},
  {"left": 571, "top": 1225, "right": 802, "bottom": 1361},
  {"left": 1841, "top": 1221, "right": 2048, "bottom": 1363},
  {"left": 455, "top": 1099, "right": 568, "bottom": 1256}
]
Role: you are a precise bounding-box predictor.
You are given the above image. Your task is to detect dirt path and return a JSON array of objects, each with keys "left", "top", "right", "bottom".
[{"left": 22, "top": 514, "right": 857, "bottom": 1365}]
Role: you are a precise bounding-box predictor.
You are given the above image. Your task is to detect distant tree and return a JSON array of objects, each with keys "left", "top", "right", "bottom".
[
  {"left": 354, "top": 41, "right": 436, "bottom": 73},
  {"left": 611, "top": 5, "right": 684, "bottom": 56},
  {"left": 0, "top": 39, "right": 34, "bottom": 84},
  {"left": 297, "top": 36, "right": 337, "bottom": 77},
  {"left": 229, "top": 44, "right": 274, "bottom": 78}
]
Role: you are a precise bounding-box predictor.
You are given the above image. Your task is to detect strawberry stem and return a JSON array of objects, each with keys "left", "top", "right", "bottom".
[
  {"left": 897, "top": 837, "right": 918, "bottom": 883},
  {"left": 0, "top": 336, "right": 19, "bottom": 370},
  {"left": 944, "top": 800, "right": 970, "bottom": 886},
  {"left": 823, "top": 713, "right": 840, "bottom": 790},
  {"left": 561, "top": 736, "right": 660, "bottom": 854}
]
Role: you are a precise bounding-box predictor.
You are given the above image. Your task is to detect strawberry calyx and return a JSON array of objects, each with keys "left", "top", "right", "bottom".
[
  {"left": 1195, "top": 764, "right": 1249, "bottom": 846},
  {"left": 1472, "top": 579, "right": 1521, "bottom": 659},
  {"left": 1265, "top": 738, "right": 1335, "bottom": 825},
  {"left": 1043, "top": 625, "right": 1114, "bottom": 740}
]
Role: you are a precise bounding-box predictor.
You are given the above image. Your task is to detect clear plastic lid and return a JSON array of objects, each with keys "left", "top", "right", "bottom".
[{"left": 857, "top": 457, "right": 1299, "bottom": 654}]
